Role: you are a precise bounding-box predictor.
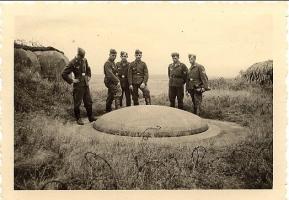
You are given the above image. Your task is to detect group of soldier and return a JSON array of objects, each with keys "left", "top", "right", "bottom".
[{"left": 62, "top": 48, "right": 209, "bottom": 125}]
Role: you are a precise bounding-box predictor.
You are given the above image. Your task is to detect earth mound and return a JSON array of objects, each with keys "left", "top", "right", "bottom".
[
  {"left": 14, "top": 42, "right": 69, "bottom": 81},
  {"left": 93, "top": 105, "right": 209, "bottom": 137}
]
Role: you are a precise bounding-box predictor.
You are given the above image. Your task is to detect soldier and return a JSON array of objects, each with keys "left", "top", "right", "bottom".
[
  {"left": 116, "top": 51, "right": 131, "bottom": 107},
  {"left": 168, "top": 52, "right": 188, "bottom": 109},
  {"left": 186, "top": 54, "right": 210, "bottom": 115},
  {"left": 104, "top": 49, "right": 122, "bottom": 112},
  {"left": 62, "top": 47, "right": 96, "bottom": 125},
  {"left": 128, "top": 49, "right": 151, "bottom": 105}
]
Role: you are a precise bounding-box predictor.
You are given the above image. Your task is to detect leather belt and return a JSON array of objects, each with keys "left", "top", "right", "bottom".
[{"left": 171, "top": 75, "right": 182, "bottom": 78}]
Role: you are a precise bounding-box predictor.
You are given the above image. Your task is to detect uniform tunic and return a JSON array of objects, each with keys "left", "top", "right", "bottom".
[
  {"left": 186, "top": 63, "right": 208, "bottom": 90},
  {"left": 116, "top": 61, "right": 131, "bottom": 106},
  {"left": 103, "top": 59, "right": 122, "bottom": 111},
  {"left": 62, "top": 57, "right": 93, "bottom": 119},
  {"left": 186, "top": 62, "right": 209, "bottom": 115},
  {"left": 168, "top": 62, "right": 188, "bottom": 109},
  {"left": 168, "top": 62, "right": 188, "bottom": 87},
  {"left": 128, "top": 60, "right": 150, "bottom": 105}
]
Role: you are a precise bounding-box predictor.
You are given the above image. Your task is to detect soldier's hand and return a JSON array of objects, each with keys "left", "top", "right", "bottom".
[
  {"left": 72, "top": 79, "right": 80, "bottom": 83},
  {"left": 186, "top": 91, "right": 190, "bottom": 96},
  {"left": 129, "top": 85, "right": 133, "bottom": 91},
  {"left": 140, "top": 83, "right": 145, "bottom": 89}
]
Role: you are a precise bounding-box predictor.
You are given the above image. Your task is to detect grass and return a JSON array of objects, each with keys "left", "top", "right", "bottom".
[{"left": 14, "top": 70, "right": 273, "bottom": 190}]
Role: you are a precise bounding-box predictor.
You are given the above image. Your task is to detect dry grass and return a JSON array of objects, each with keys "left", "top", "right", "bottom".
[{"left": 14, "top": 68, "right": 273, "bottom": 189}]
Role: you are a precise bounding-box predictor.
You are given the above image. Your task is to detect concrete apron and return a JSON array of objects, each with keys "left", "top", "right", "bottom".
[{"left": 74, "top": 119, "right": 249, "bottom": 146}]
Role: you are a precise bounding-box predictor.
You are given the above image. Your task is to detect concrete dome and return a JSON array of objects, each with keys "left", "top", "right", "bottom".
[{"left": 93, "top": 105, "right": 209, "bottom": 137}]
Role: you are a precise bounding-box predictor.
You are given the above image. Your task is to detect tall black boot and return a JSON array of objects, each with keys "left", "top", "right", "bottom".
[
  {"left": 106, "top": 103, "right": 112, "bottom": 112},
  {"left": 133, "top": 99, "right": 139, "bottom": 106},
  {"left": 86, "top": 105, "right": 96, "bottom": 122},
  {"left": 145, "top": 97, "right": 151, "bottom": 105},
  {"left": 74, "top": 107, "right": 84, "bottom": 125},
  {"left": 193, "top": 106, "right": 200, "bottom": 115},
  {"left": 115, "top": 99, "right": 121, "bottom": 110},
  {"left": 170, "top": 101, "right": 175, "bottom": 107},
  {"left": 74, "top": 107, "right": 81, "bottom": 120},
  {"left": 178, "top": 101, "right": 184, "bottom": 110}
]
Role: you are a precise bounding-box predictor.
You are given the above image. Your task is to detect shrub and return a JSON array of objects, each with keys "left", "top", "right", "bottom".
[
  {"left": 14, "top": 68, "right": 72, "bottom": 113},
  {"left": 242, "top": 60, "right": 273, "bottom": 85}
]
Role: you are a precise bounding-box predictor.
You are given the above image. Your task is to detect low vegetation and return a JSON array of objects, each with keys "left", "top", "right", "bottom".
[{"left": 14, "top": 61, "right": 273, "bottom": 189}]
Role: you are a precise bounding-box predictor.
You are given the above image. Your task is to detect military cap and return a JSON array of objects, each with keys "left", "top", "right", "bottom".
[
  {"left": 171, "top": 52, "right": 179, "bottom": 57},
  {"left": 135, "top": 49, "right": 142, "bottom": 55},
  {"left": 77, "top": 47, "right": 85, "bottom": 57},
  {"left": 120, "top": 51, "right": 128, "bottom": 57},
  {"left": 188, "top": 54, "right": 196, "bottom": 59},
  {"left": 110, "top": 49, "right": 117, "bottom": 54}
]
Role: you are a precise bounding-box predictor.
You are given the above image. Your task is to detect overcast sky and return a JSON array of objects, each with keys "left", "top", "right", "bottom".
[{"left": 15, "top": 3, "right": 273, "bottom": 77}]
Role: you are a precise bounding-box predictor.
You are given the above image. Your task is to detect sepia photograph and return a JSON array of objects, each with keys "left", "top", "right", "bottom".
[{"left": 1, "top": 1, "right": 287, "bottom": 200}]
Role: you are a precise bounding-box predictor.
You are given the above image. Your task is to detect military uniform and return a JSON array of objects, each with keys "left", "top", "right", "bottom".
[
  {"left": 116, "top": 60, "right": 131, "bottom": 107},
  {"left": 62, "top": 56, "right": 94, "bottom": 121},
  {"left": 128, "top": 60, "right": 151, "bottom": 105},
  {"left": 168, "top": 62, "right": 188, "bottom": 109},
  {"left": 104, "top": 59, "right": 122, "bottom": 112},
  {"left": 186, "top": 62, "right": 209, "bottom": 115}
]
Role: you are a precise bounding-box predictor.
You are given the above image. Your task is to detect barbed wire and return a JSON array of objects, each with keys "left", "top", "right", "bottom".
[
  {"left": 39, "top": 145, "right": 209, "bottom": 190},
  {"left": 41, "top": 180, "right": 68, "bottom": 190},
  {"left": 141, "top": 125, "right": 162, "bottom": 140},
  {"left": 38, "top": 141, "right": 272, "bottom": 190},
  {"left": 84, "top": 151, "right": 119, "bottom": 189}
]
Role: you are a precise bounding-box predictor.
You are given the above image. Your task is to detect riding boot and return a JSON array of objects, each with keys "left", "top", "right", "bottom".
[
  {"left": 178, "top": 101, "right": 184, "bottom": 110},
  {"left": 86, "top": 106, "right": 96, "bottom": 122},
  {"left": 74, "top": 107, "right": 81, "bottom": 120},
  {"left": 115, "top": 99, "right": 121, "bottom": 110},
  {"left": 145, "top": 97, "right": 151, "bottom": 105}
]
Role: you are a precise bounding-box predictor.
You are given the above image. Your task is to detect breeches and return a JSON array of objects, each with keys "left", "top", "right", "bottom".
[
  {"left": 169, "top": 86, "right": 184, "bottom": 108},
  {"left": 188, "top": 89, "right": 203, "bottom": 114},
  {"left": 131, "top": 84, "right": 150, "bottom": 104},
  {"left": 73, "top": 86, "right": 92, "bottom": 109}
]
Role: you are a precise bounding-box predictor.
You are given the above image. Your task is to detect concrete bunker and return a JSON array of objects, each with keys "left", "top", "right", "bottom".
[{"left": 93, "top": 105, "right": 212, "bottom": 138}]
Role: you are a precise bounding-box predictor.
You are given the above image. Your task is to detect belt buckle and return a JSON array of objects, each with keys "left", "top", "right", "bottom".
[
  {"left": 190, "top": 78, "right": 193, "bottom": 81},
  {"left": 122, "top": 75, "right": 125, "bottom": 78},
  {"left": 82, "top": 73, "right": 85, "bottom": 76}
]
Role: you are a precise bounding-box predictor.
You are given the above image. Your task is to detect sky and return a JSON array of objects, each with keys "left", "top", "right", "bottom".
[{"left": 14, "top": 3, "right": 273, "bottom": 78}]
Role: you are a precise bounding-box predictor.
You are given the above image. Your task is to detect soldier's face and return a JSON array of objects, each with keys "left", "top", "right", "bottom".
[
  {"left": 77, "top": 52, "right": 85, "bottom": 59},
  {"left": 189, "top": 57, "right": 196, "bottom": 64},
  {"left": 135, "top": 54, "right": 142, "bottom": 60},
  {"left": 109, "top": 54, "right": 117, "bottom": 61},
  {"left": 172, "top": 56, "right": 179, "bottom": 63},
  {"left": 121, "top": 54, "right": 128, "bottom": 62}
]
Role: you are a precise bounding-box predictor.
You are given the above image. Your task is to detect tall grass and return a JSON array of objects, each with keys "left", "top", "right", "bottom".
[{"left": 14, "top": 68, "right": 273, "bottom": 189}]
